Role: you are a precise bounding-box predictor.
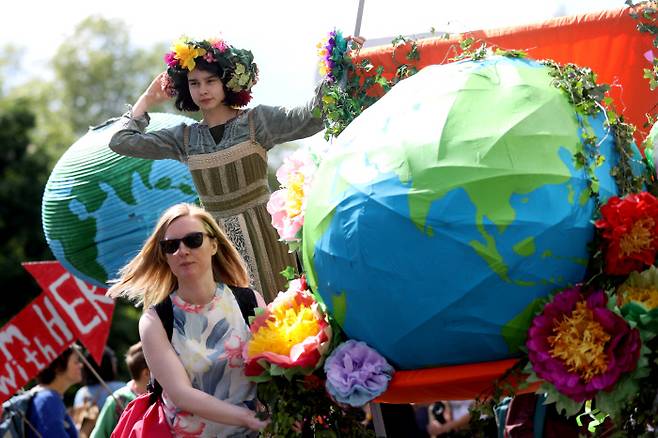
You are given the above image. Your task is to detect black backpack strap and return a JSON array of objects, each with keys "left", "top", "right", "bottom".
[
  {"left": 148, "top": 295, "right": 174, "bottom": 403},
  {"left": 228, "top": 285, "right": 257, "bottom": 323},
  {"left": 154, "top": 295, "right": 174, "bottom": 341}
]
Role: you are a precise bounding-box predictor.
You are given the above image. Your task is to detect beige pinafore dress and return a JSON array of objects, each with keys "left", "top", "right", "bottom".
[{"left": 186, "top": 113, "right": 295, "bottom": 302}]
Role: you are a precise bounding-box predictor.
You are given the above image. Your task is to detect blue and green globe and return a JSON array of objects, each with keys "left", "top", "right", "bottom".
[
  {"left": 302, "top": 56, "right": 638, "bottom": 370},
  {"left": 42, "top": 113, "right": 198, "bottom": 287}
]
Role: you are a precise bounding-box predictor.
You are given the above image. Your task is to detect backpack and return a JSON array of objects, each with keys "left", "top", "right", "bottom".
[
  {"left": 147, "top": 285, "right": 257, "bottom": 401},
  {"left": 0, "top": 387, "right": 41, "bottom": 438}
]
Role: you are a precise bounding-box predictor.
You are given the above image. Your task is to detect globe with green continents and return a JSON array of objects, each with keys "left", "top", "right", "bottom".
[
  {"left": 42, "top": 113, "right": 198, "bottom": 287},
  {"left": 302, "top": 56, "right": 644, "bottom": 370}
]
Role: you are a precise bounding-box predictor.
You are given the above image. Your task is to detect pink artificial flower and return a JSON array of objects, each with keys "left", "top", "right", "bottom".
[
  {"left": 527, "top": 287, "right": 641, "bottom": 402},
  {"left": 267, "top": 189, "right": 304, "bottom": 241},
  {"left": 164, "top": 51, "right": 178, "bottom": 68},
  {"left": 243, "top": 277, "right": 332, "bottom": 378},
  {"left": 267, "top": 149, "right": 318, "bottom": 242},
  {"left": 212, "top": 39, "right": 228, "bottom": 52}
]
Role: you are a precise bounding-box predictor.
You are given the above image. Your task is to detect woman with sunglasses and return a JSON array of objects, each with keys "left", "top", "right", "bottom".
[{"left": 108, "top": 203, "right": 268, "bottom": 437}]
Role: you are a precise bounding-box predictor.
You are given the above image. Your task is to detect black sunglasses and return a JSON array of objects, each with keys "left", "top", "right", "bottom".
[{"left": 159, "top": 232, "right": 209, "bottom": 254}]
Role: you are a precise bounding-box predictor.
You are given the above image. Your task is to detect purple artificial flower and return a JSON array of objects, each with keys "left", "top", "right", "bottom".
[
  {"left": 526, "top": 287, "right": 641, "bottom": 402},
  {"left": 324, "top": 340, "right": 394, "bottom": 407}
]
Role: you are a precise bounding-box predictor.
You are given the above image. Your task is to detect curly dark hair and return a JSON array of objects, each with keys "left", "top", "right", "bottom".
[{"left": 169, "top": 58, "right": 248, "bottom": 110}]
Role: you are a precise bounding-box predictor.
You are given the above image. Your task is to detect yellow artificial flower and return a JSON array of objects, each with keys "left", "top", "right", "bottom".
[
  {"left": 247, "top": 301, "right": 321, "bottom": 357},
  {"left": 173, "top": 40, "right": 206, "bottom": 71},
  {"left": 618, "top": 265, "right": 658, "bottom": 310}
]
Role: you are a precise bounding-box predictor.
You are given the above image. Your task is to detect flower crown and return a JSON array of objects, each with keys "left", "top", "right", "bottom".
[{"left": 162, "top": 37, "right": 259, "bottom": 106}]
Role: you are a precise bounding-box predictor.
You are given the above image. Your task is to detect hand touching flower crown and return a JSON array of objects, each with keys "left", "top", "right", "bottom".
[{"left": 162, "top": 36, "right": 259, "bottom": 107}]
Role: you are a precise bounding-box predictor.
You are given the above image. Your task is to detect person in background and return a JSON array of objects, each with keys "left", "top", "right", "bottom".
[
  {"left": 90, "top": 342, "right": 150, "bottom": 438},
  {"left": 27, "top": 346, "right": 83, "bottom": 438},
  {"left": 74, "top": 347, "right": 125, "bottom": 409}
]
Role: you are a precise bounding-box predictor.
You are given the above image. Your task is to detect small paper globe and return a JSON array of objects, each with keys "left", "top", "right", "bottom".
[
  {"left": 42, "top": 113, "right": 198, "bottom": 287},
  {"left": 302, "top": 56, "right": 642, "bottom": 370}
]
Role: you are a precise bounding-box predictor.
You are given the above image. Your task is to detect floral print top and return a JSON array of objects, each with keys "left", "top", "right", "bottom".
[{"left": 162, "top": 283, "right": 255, "bottom": 437}]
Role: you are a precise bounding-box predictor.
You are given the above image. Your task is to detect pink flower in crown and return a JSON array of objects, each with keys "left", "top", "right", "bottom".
[
  {"left": 210, "top": 38, "right": 228, "bottom": 52},
  {"left": 164, "top": 51, "right": 178, "bottom": 68},
  {"left": 203, "top": 51, "right": 215, "bottom": 63}
]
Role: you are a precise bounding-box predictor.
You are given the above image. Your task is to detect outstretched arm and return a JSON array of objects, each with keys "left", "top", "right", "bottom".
[
  {"left": 252, "top": 35, "right": 365, "bottom": 149},
  {"left": 139, "top": 308, "right": 267, "bottom": 431}
]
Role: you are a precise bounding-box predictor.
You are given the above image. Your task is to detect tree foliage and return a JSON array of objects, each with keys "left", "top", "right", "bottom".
[
  {"left": 51, "top": 16, "right": 168, "bottom": 134},
  {"left": 0, "top": 16, "right": 172, "bottom": 374},
  {"left": 0, "top": 98, "right": 52, "bottom": 322}
]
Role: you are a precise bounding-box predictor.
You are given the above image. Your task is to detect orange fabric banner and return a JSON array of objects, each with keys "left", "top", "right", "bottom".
[
  {"left": 376, "top": 359, "right": 538, "bottom": 404},
  {"left": 357, "top": 6, "right": 657, "bottom": 141}
]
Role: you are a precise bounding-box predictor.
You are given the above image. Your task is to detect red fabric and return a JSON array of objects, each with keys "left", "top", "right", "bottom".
[
  {"left": 376, "top": 359, "right": 539, "bottom": 404},
  {"left": 356, "top": 6, "right": 656, "bottom": 143},
  {"left": 111, "top": 393, "right": 172, "bottom": 438}
]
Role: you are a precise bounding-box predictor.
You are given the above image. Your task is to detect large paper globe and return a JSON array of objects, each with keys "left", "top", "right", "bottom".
[
  {"left": 42, "top": 113, "right": 197, "bottom": 287},
  {"left": 302, "top": 56, "right": 640, "bottom": 370}
]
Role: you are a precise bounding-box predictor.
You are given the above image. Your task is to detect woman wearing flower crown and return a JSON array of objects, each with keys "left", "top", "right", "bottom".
[{"left": 109, "top": 36, "right": 362, "bottom": 303}]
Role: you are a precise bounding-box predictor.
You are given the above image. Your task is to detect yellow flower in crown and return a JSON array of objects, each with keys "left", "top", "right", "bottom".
[{"left": 172, "top": 39, "right": 207, "bottom": 71}]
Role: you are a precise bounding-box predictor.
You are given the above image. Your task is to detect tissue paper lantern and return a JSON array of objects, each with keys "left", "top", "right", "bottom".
[
  {"left": 42, "top": 113, "right": 198, "bottom": 287},
  {"left": 302, "top": 56, "right": 639, "bottom": 370}
]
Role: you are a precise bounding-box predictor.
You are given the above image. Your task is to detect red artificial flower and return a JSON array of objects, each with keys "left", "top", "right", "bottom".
[{"left": 595, "top": 192, "right": 658, "bottom": 275}]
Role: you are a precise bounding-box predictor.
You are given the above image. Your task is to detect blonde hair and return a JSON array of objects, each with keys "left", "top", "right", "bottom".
[{"left": 107, "top": 203, "right": 249, "bottom": 309}]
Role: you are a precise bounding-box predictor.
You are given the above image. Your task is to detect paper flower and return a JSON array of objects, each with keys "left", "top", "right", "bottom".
[
  {"left": 527, "top": 287, "right": 641, "bottom": 402},
  {"left": 617, "top": 266, "right": 658, "bottom": 335},
  {"left": 316, "top": 29, "right": 348, "bottom": 83},
  {"left": 209, "top": 38, "right": 228, "bottom": 52},
  {"left": 324, "top": 340, "right": 394, "bottom": 407},
  {"left": 595, "top": 192, "right": 658, "bottom": 275},
  {"left": 267, "top": 148, "right": 318, "bottom": 243},
  {"left": 172, "top": 39, "right": 206, "bottom": 71},
  {"left": 617, "top": 265, "right": 658, "bottom": 310},
  {"left": 244, "top": 277, "right": 332, "bottom": 379},
  {"left": 163, "top": 51, "right": 178, "bottom": 68}
]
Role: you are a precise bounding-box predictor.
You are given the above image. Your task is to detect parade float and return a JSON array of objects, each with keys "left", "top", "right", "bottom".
[{"left": 33, "top": 3, "right": 658, "bottom": 436}]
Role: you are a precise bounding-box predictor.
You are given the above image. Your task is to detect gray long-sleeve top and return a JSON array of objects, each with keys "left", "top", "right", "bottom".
[{"left": 109, "top": 91, "right": 326, "bottom": 162}]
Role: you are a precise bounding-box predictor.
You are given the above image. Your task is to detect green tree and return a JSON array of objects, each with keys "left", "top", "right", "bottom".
[
  {"left": 0, "top": 18, "right": 170, "bottom": 374},
  {"left": 52, "top": 15, "right": 169, "bottom": 135},
  {"left": 0, "top": 97, "right": 53, "bottom": 323}
]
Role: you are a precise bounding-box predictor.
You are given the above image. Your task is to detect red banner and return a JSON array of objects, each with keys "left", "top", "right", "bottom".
[{"left": 0, "top": 261, "right": 114, "bottom": 402}]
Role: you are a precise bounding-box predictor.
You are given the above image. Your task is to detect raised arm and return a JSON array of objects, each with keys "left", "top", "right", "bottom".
[
  {"left": 250, "top": 84, "right": 326, "bottom": 150},
  {"left": 108, "top": 72, "right": 188, "bottom": 161},
  {"left": 251, "top": 36, "right": 365, "bottom": 149},
  {"left": 139, "top": 308, "right": 266, "bottom": 431}
]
